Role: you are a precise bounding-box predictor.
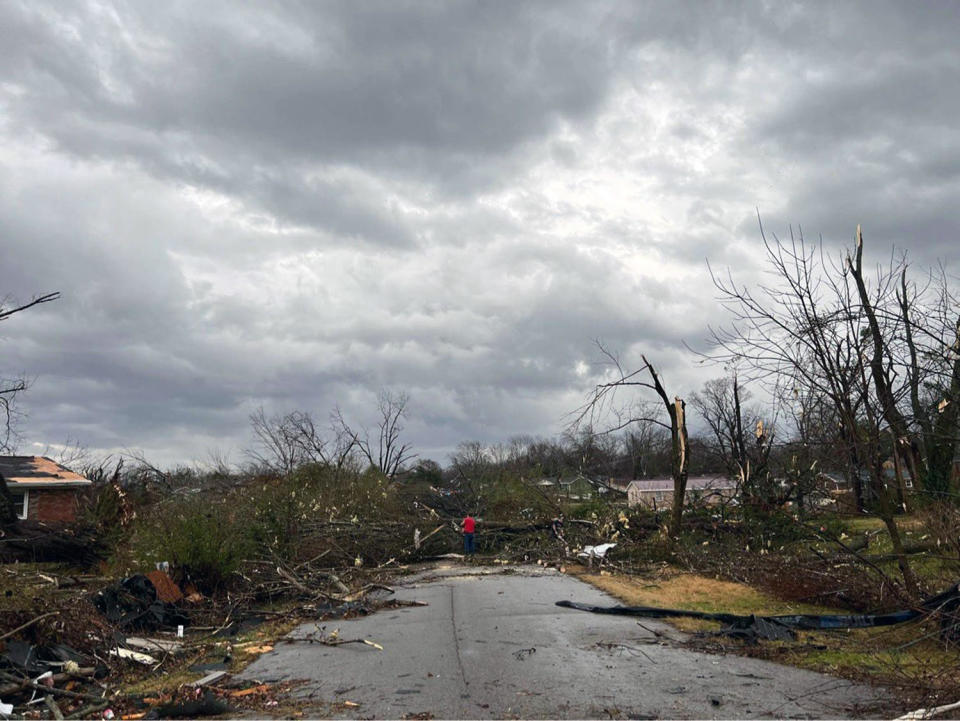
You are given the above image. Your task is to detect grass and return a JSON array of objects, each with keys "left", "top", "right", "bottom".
[
  {"left": 842, "top": 516, "right": 887, "bottom": 533},
  {"left": 783, "top": 619, "right": 959, "bottom": 690},
  {"left": 794, "top": 514, "right": 959, "bottom": 592},
  {"left": 570, "top": 565, "right": 833, "bottom": 616}
]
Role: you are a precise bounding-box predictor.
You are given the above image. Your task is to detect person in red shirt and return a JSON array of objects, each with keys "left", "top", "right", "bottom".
[{"left": 461, "top": 515, "right": 476, "bottom": 555}]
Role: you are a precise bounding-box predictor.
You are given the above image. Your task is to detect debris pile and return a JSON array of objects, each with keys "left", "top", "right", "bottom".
[
  {"left": 0, "top": 629, "right": 108, "bottom": 720},
  {"left": 0, "top": 557, "right": 422, "bottom": 719},
  {"left": 92, "top": 575, "right": 189, "bottom": 632}
]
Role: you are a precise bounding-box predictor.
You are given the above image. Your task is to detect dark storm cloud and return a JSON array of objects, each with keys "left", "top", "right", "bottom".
[
  {"left": 1, "top": 2, "right": 619, "bottom": 200},
  {"left": 2, "top": 1, "right": 959, "bottom": 464}
]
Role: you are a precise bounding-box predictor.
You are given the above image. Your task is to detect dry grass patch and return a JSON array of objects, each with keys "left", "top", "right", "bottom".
[{"left": 569, "top": 565, "right": 833, "bottom": 619}]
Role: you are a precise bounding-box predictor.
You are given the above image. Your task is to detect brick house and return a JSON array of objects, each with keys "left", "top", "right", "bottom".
[{"left": 1, "top": 456, "right": 92, "bottom": 523}]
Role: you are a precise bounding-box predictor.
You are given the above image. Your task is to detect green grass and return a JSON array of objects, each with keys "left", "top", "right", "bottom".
[{"left": 842, "top": 516, "right": 887, "bottom": 533}]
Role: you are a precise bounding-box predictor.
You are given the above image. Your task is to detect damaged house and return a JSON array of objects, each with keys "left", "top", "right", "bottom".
[{"left": 1, "top": 455, "right": 92, "bottom": 523}]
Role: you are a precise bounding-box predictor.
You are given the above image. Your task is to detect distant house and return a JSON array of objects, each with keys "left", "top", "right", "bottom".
[
  {"left": 815, "top": 463, "right": 914, "bottom": 511},
  {"left": 627, "top": 475, "right": 736, "bottom": 509},
  {"left": 535, "top": 475, "right": 596, "bottom": 501},
  {"left": 1, "top": 456, "right": 92, "bottom": 523}
]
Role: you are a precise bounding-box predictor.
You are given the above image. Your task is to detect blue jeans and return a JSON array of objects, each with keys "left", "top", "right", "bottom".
[{"left": 463, "top": 533, "right": 475, "bottom": 554}]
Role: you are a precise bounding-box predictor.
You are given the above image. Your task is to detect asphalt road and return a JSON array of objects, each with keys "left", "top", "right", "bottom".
[{"left": 239, "top": 565, "right": 887, "bottom": 719}]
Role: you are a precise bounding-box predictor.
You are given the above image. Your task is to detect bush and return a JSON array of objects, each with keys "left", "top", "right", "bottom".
[
  {"left": 132, "top": 498, "right": 253, "bottom": 592},
  {"left": 241, "top": 463, "right": 405, "bottom": 562},
  {"left": 483, "top": 475, "right": 556, "bottom": 522}
]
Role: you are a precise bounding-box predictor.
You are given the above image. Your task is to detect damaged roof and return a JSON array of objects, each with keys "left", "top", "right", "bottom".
[{"left": 0, "top": 456, "right": 92, "bottom": 489}]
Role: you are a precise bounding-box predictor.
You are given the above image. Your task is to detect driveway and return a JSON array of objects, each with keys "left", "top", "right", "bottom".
[{"left": 239, "top": 565, "right": 887, "bottom": 719}]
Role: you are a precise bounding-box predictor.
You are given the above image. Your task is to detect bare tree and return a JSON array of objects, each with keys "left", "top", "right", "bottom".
[
  {"left": 246, "top": 407, "right": 303, "bottom": 475},
  {"left": 0, "top": 292, "right": 60, "bottom": 453},
  {"left": 703, "top": 221, "right": 960, "bottom": 595},
  {"left": 0, "top": 291, "right": 60, "bottom": 525},
  {"left": 620, "top": 422, "right": 668, "bottom": 479},
  {"left": 351, "top": 390, "right": 416, "bottom": 479},
  {"left": 247, "top": 407, "right": 359, "bottom": 476},
  {"left": 573, "top": 345, "right": 689, "bottom": 535}
]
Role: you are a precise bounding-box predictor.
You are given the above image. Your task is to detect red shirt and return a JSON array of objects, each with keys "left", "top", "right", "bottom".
[{"left": 462, "top": 516, "right": 475, "bottom": 534}]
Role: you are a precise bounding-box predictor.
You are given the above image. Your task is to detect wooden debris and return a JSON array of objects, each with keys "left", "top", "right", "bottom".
[
  {"left": 145, "top": 570, "right": 184, "bottom": 603},
  {"left": 0, "top": 611, "right": 60, "bottom": 642},
  {"left": 43, "top": 695, "right": 65, "bottom": 720},
  {"left": 242, "top": 645, "right": 274, "bottom": 654},
  {"left": 229, "top": 684, "right": 271, "bottom": 698},
  {"left": 192, "top": 670, "right": 229, "bottom": 688}
]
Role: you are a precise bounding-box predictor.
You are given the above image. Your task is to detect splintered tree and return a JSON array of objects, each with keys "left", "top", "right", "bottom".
[
  {"left": 574, "top": 346, "right": 689, "bottom": 536},
  {"left": 690, "top": 374, "right": 777, "bottom": 505},
  {"left": 707, "top": 222, "right": 960, "bottom": 596},
  {"left": 847, "top": 228, "right": 960, "bottom": 501},
  {"left": 0, "top": 291, "right": 60, "bottom": 526}
]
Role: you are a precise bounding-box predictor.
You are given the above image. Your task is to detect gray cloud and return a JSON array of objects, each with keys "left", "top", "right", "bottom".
[{"left": 1, "top": 1, "right": 959, "bottom": 465}]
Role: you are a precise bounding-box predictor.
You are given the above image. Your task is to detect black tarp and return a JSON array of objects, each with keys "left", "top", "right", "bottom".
[
  {"left": 92, "top": 574, "right": 189, "bottom": 631},
  {"left": 557, "top": 581, "right": 960, "bottom": 641}
]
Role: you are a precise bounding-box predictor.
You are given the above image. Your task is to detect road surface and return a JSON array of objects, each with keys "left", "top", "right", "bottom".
[{"left": 240, "top": 564, "right": 887, "bottom": 719}]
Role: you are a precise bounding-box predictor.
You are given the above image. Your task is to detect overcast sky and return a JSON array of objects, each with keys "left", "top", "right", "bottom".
[{"left": 2, "top": 1, "right": 959, "bottom": 468}]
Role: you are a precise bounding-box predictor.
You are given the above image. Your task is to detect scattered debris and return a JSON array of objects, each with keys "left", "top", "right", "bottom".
[
  {"left": 302, "top": 625, "right": 384, "bottom": 650},
  {"left": 241, "top": 645, "right": 273, "bottom": 655},
  {"left": 579, "top": 543, "right": 617, "bottom": 559},
  {"left": 595, "top": 641, "right": 656, "bottom": 663},
  {"left": 155, "top": 690, "right": 231, "bottom": 718},
  {"left": 144, "top": 571, "right": 183, "bottom": 604},
  {"left": 92, "top": 575, "right": 188, "bottom": 631},
  {"left": 123, "top": 637, "right": 184, "bottom": 656},
  {"left": 228, "top": 684, "right": 270, "bottom": 698}
]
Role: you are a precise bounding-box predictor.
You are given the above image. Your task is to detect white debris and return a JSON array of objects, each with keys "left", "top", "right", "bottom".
[
  {"left": 578, "top": 543, "right": 617, "bottom": 558},
  {"left": 109, "top": 648, "right": 157, "bottom": 665},
  {"left": 124, "top": 637, "right": 184, "bottom": 655}
]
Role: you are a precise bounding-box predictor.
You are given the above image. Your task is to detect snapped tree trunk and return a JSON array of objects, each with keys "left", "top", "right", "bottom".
[
  {"left": 670, "top": 397, "right": 689, "bottom": 536},
  {"left": 642, "top": 356, "right": 689, "bottom": 537}
]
